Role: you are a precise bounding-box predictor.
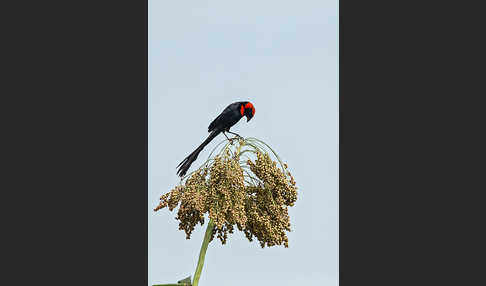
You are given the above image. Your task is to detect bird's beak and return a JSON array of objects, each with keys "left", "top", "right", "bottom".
[{"left": 246, "top": 115, "right": 252, "bottom": 122}]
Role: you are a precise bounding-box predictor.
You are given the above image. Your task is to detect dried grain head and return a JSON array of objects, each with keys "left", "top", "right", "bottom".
[{"left": 154, "top": 138, "right": 298, "bottom": 247}]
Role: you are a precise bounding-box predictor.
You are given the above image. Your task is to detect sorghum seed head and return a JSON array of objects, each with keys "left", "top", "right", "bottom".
[{"left": 154, "top": 139, "right": 298, "bottom": 247}]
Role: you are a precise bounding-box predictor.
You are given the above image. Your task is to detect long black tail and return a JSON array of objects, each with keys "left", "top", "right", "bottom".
[{"left": 177, "top": 130, "right": 220, "bottom": 177}]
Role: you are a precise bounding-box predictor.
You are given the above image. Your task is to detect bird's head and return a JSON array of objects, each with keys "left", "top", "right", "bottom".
[{"left": 240, "top": 102, "right": 255, "bottom": 122}]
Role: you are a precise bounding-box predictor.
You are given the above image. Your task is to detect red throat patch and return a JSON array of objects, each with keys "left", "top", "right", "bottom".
[
  {"left": 240, "top": 104, "right": 245, "bottom": 116},
  {"left": 244, "top": 102, "right": 255, "bottom": 116}
]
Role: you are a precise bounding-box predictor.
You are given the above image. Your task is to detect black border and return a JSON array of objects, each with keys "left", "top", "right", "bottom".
[
  {"left": 5, "top": 1, "right": 148, "bottom": 284},
  {"left": 340, "top": 1, "right": 483, "bottom": 285}
]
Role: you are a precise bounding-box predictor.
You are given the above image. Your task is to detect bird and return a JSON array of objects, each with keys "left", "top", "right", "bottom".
[{"left": 176, "top": 101, "right": 255, "bottom": 178}]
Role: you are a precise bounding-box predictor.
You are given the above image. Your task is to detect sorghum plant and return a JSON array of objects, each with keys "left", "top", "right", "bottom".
[{"left": 154, "top": 137, "right": 297, "bottom": 286}]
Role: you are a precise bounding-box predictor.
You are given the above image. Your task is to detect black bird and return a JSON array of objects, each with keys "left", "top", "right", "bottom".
[{"left": 176, "top": 101, "right": 256, "bottom": 177}]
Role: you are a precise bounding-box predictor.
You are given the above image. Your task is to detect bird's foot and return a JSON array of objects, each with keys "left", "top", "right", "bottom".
[
  {"left": 228, "top": 136, "right": 243, "bottom": 145},
  {"left": 227, "top": 131, "right": 243, "bottom": 139}
]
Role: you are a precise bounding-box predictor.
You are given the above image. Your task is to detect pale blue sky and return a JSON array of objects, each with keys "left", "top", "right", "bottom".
[{"left": 148, "top": 1, "right": 338, "bottom": 285}]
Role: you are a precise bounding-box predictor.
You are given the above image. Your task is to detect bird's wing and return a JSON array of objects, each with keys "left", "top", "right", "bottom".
[
  {"left": 208, "top": 102, "right": 241, "bottom": 132},
  {"left": 207, "top": 113, "right": 223, "bottom": 132}
]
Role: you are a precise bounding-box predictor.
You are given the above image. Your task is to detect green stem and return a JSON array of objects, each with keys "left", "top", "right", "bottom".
[{"left": 192, "top": 219, "right": 215, "bottom": 286}]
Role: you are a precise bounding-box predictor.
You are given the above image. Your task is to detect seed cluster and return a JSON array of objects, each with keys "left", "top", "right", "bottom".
[
  {"left": 244, "top": 152, "right": 297, "bottom": 248},
  {"left": 154, "top": 141, "right": 298, "bottom": 248}
]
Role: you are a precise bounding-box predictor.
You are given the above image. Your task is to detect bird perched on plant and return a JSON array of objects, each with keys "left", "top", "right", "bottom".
[{"left": 176, "top": 101, "right": 256, "bottom": 177}]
